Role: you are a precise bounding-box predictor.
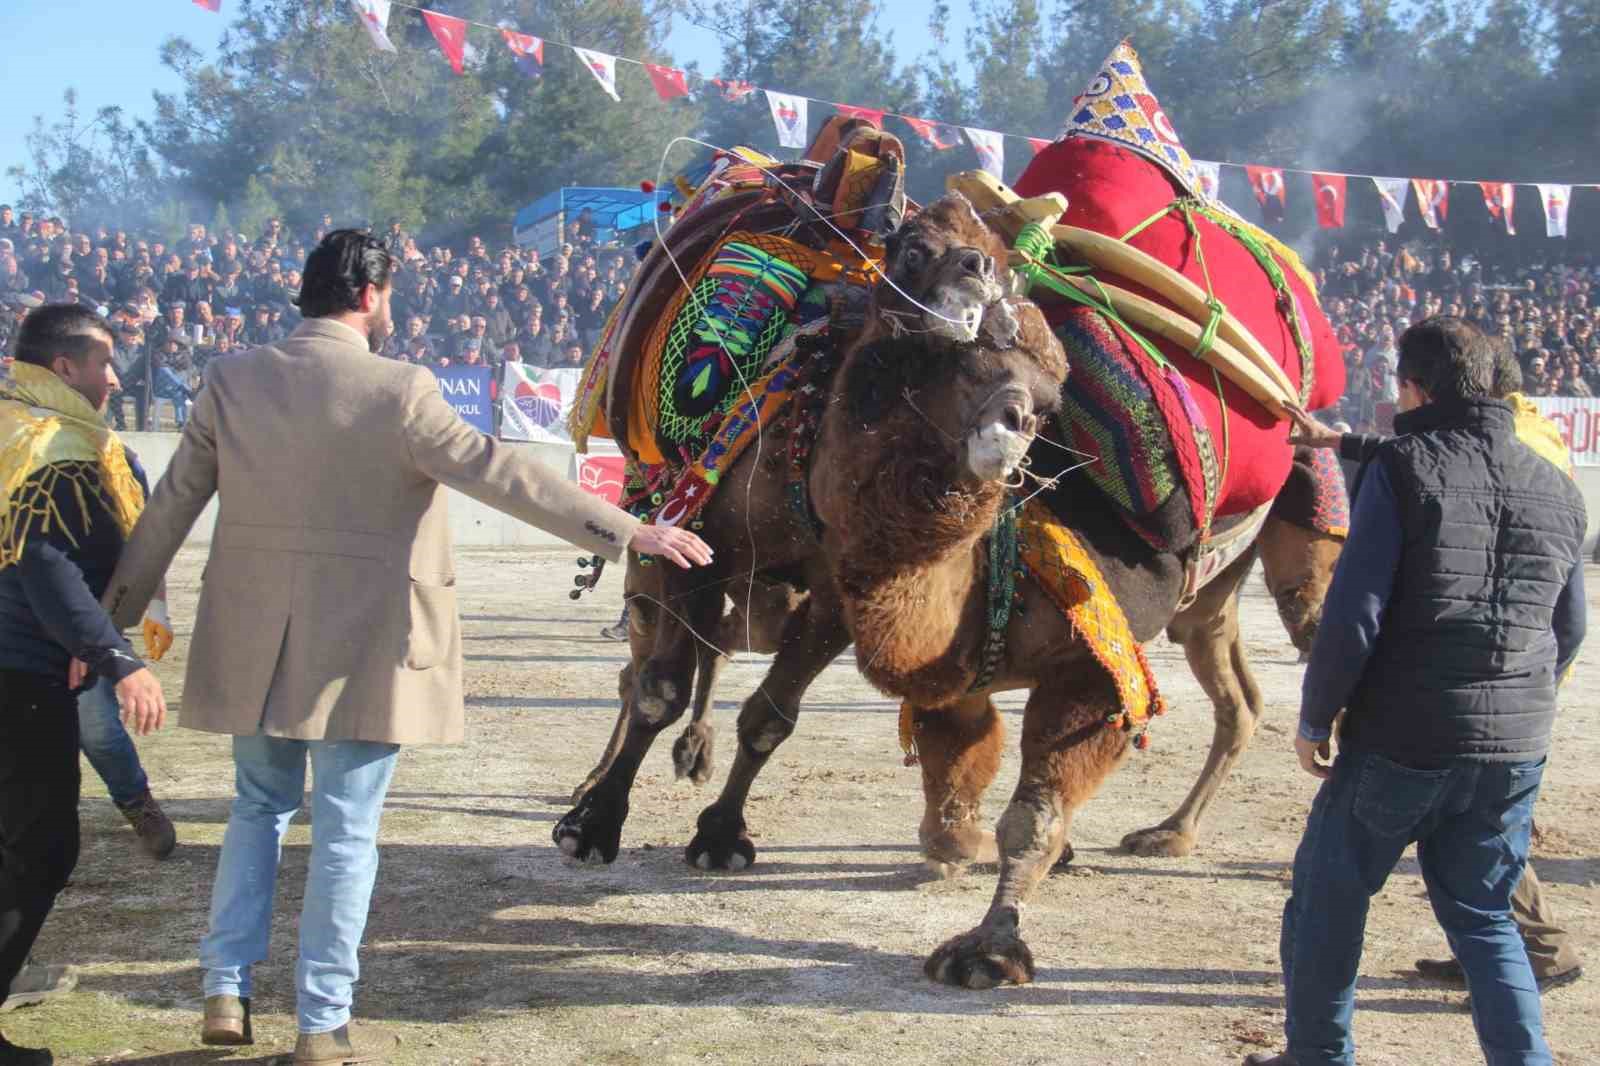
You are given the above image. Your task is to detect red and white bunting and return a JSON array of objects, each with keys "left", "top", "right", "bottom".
[
  {"left": 1026, "top": 137, "right": 1051, "bottom": 156},
  {"left": 900, "top": 116, "right": 960, "bottom": 150},
  {"left": 711, "top": 78, "right": 756, "bottom": 102},
  {"left": 645, "top": 64, "right": 689, "bottom": 100},
  {"left": 1538, "top": 184, "right": 1572, "bottom": 238},
  {"left": 421, "top": 10, "right": 468, "bottom": 75},
  {"left": 1312, "top": 173, "right": 1346, "bottom": 229},
  {"left": 572, "top": 47, "right": 620, "bottom": 102},
  {"left": 1411, "top": 179, "right": 1449, "bottom": 229},
  {"left": 351, "top": 0, "right": 397, "bottom": 54},
  {"left": 765, "top": 90, "right": 808, "bottom": 149},
  {"left": 964, "top": 127, "right": 1005, "bottom": 178},
  {"left": 1480, "top": 182, "right": 1516, "bottom": 235},
  {"left": 193, "top": 0, "right": 221, "bottom": 11},
  {"left": 1372, "top": 177, "right": 1409, "bottom": 234},
  {"left": 1192, "top": 160, "right": 1222, "bottom": 201},
  {"left": 834, "top": 104, "right": 886, "bottom": 127},
  {"left": 1245, "top": 166, "right": 1285, "bottom": 208}
]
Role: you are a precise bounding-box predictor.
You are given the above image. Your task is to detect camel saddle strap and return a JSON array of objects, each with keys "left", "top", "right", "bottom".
[{"left": 1178, "top": 500, "right": 1273, "bottom": 609}]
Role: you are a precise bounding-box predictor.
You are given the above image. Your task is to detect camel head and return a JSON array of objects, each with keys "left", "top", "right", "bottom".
[{"left": 874, "top": 190, "right": 1008, "bottom": 344}]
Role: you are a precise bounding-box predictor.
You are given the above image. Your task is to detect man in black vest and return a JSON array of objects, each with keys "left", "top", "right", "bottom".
[{"left": 1249, "top": 317, "right": 1586, "bottom": 1066}]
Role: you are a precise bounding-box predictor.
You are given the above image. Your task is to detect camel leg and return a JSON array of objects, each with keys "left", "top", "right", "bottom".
[
  {"left": 553, "top": 577, "right": 724, "bottom": 864},
  {"left": 570, "top": 661, "right": 637, "bottom": 804},
  {"left": 1258, "top": 515, "right": 1342, "bottom": 660},
  {"left": 685, "top": 584, "right": 850, "bottom": 871},
  {"left": 913, "top": 694, "right": 1004, "bottom": 877},
  {"left": 1120, "top": 550, "right": 1261, "bottom": 858},
  {"left": 671, "top": 638, "right": 726, "bottom": 785},
  {"left": 926, "top": 677, "right": 1128, "bottom": 988}
]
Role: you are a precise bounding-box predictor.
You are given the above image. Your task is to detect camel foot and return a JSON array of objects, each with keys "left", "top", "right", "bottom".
[
  {"left": 1119, "top": 825, "right": 1197, "bottom": 858},
  {"left": 671, "top": 722, "right": 715, "bottom": 784},
  {"left": 552, "top": 794, "right": 629, "bottom": 865},
  {"left": 1050, "top": 841, "right": 1076, "bottom": 871},
  {"left": 685, "top": 808, "right": 756, "bottom": 871},
  {"left": 924, "top": 925, "right": 1036, "bottom": 989},
  {"left": 920, "top": 827, "right": 997, "bottom": 878}
]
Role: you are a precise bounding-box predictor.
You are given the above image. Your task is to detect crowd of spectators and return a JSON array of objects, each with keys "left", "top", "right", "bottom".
[
  {"left": 0, "top": 202, "right": 632, "bottom": 430},
  {"left": 1313, "top": 240, "right": 1600, "bottom": 431}
]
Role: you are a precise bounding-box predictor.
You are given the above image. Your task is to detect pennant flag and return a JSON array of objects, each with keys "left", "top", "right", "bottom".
[
  {"left": 1411, "top": 179, "right": 1449, "bottom": 229},
  {"left": 350, "top": 0, "right": 397, "bottom": 53},
  {"left": 1026, "top": 137, "right": 1051, "bottom": 156},
  {"left": 711, "top": 78, "right": 755, "bottom": 102},
  {"left": 645, "top": 63, "right": 689, "bottom": 100},
  {"left": 1245, "top": 166, "right": 1285, "bottom": 207},
  {"left": 573, "top": 47, "right": 620, "bottom": 102},
  {"left": 192, "top": 0, "right": 221, "bottom": 11},
  {"left": 501, "top": 29, "right": 543, "bottom": 79},
  {"left": 765, "top": 90, "right": 808, "bottom": 149},
  {"left": 1373, "top": 177, "right": 1410, "bottom": 234},
  {"left": 900, "top": 116, "right": 961, "bottom": 150},
  {"left": 1480, "top": 182, "right": 1516, "bottom": 235},
  {"left": 1312, "top": 173, "right": 1347, "bottom": 229},
  {"left": 421, "top": 10, "right": 468, "bottom": 75},
  {"left": 1538, "top": 184, "right": 1572, "bottom": 238},
  {"left": 834, "top": 104, "right": 886, "bottom": 127},
  {"left": 964, "top": 127, "right": 1005, "bottom": 178},
  {"left": 1192, "top": 160, "right": 1222, "bottom": 201}
]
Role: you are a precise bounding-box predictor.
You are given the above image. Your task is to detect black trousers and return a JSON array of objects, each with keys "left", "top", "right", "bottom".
[{"left": 0, "top": 670, "right": 81, "bottom": 1007}]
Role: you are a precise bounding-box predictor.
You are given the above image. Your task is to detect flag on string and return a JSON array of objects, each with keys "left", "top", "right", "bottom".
[
  {"left": 350, "top": 0, "right": 397, "bottom": 53},
  {"left": 900, "top": 116, "right": 961, "bottom": 150},
  {"left": 765, "top": 90, "right": 808, "bottom": 149},
  {"left": 192, "top": 0, "right": 221, "bottom": 11},
  {"left": 1245, "top": 165, "right": 1286, "bottom": 224},
  {"left": 1480, "top": 182, "right": 1516, "bottom": 235},
  {"left": 645, "top": 64, "right": 689, "bottom": 100},
  {"left": 1538, "top": 184, "right": 1572, "bottom": 238},
  {"left": 1373, "top": 177, "right": 1409, "bottom": 234},
  {"left": 1411, "top": 179, "right": 1449, "bottom": 229},
  {"left": 1312, "top": 173, "right": 1346, "bottom": 229},
  {"left": 711, "top": 78, "right": 756, "bottom": 102},
  {"left": 834, "top": 104, "right": 886, "bottom": 127},
  {"left": 1192, "top": 160, "right": 1222, "bottom": 201},
  {"left": 573, "top": 47, "right": 621, "bottom": 102},
  {"left": 501, "top": 29, "right": 543, "bottom": 79},
  {"left": 421, "top": 10, "right": 468, "bottom": 75},
  {"left": 1026, "top": 137, "right": 1051, "bottom": 156},
  {"left": 964, "top": 127, "right": 1005, "bottom": 178}
]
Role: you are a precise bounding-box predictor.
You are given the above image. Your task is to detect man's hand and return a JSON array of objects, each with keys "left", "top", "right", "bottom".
[
  {"left": 67, "top": 658, "right": 89, "bottom": 690},
  {"left": 1295, "top": 733, "right": 1332, "bottom": 779},
  {"left": 630, "top": 525, "right": 714, "bottom": 569},
  {"left": 115, "top": 667, "right": 167, "bottom": 737},
  {"left": 1284, "top": 402, "right": 1342, "bottom": 450}
]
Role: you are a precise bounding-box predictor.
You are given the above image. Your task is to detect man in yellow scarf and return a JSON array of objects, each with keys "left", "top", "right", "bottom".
[{"left": 0, "top": 304, "right": 167, "bottom": 1066}]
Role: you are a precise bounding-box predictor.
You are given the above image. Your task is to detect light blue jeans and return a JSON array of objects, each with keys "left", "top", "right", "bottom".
[
  {"left": 199, "top": 735, "right": 399, "bottom": 1034},
  {"left": 77, "top": 675, "right": 150, "bottom": 807}
]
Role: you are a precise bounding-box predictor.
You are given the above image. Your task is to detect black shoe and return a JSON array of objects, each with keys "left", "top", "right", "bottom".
[
  {"left": 1243, "top": 1053, "right": 1297, "bottom": 1066},
  {"left": 1538, "top": 964, "right": 1583, "bottom": 993},
  {"left": 0, "top": 1033, "right": 53, "bottom": 1065},
  {"left": 1415, "top": 956, "right": 1466, "bottom": 984}
]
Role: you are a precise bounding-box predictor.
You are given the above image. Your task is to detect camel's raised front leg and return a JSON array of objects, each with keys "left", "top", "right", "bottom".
[
  {"left": 670, "top": 637, "right": 725, "bottom": 785},
  {"left": 912, "top": 694, "right": 1004, "bottom": 876},
  {"left": 926, "top": 676, "right": 1127, "bottom": 988},
  {"left": 1121, "top": 550, "right": 1261, "bottom": 857},
  {"left": 686, "top": 579, "right": 849, "bottom": 871}
]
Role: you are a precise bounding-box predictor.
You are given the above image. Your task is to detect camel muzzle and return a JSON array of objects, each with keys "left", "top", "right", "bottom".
[{"left": 963, "top": 386, "right": 1037, "bottom": 482}]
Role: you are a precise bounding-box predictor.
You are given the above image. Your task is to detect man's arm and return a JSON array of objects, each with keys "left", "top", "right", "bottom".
[
  {"left": 1298, "top": 459, "right": 1404, "bottom": 742},
  {"left": 17, "top": 533, "right": 143, "bottom": 683},
  {"left": 1553, "top": 560, "right": 1586, "bottom": 679}
]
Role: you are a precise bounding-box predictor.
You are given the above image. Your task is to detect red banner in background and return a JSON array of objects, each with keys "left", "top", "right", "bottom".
[
  {"left": 1532, "top": 398, "right": 1600, "bottom": 466},
  {"left": 575, "top": 454, "right": 626, "bottom": 505}
]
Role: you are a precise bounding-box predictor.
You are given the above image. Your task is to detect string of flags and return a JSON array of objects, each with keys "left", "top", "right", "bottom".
[{"left": 187, "top": 0, "right": 1595, "bottom": 238}]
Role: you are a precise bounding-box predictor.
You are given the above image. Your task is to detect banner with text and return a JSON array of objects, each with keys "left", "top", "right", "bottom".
[
  {"left": 434, "top": 365, "right": 494, "bottom": 433},
  {"left": 1532, "top": 397, "right": 1600, "bottom": 466},
  {"left": 500, "top": 363, "right": 583, "bottom": 443}
]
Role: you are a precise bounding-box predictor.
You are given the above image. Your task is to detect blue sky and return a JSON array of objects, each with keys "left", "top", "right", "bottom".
[{"left": 2, "top": 0, "right": 976, "bottom": 205}]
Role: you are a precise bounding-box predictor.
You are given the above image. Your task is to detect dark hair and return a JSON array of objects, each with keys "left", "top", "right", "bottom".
[
  {"left": 1396, "top": 316, "right": 1494, "bottom": 402},
  {"left": 12, "top": 303, "right": 115, "bottom": 367},
  {"left": 295, "top": 229, "right": 393, "bottom": 318},
  {"left": 1490, "top": 341, "right": 1523, "bottom": 398}
]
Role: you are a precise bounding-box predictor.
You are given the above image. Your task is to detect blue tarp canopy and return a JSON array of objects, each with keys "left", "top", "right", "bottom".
[{"left": 513, "top": 186, "right": 667, "bottom": 253}]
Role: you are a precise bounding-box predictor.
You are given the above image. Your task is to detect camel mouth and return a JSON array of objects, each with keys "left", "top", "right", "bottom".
[
  {"left": 962, "top": 384, "right": 1038, "bottom": 482},
  {"left": 921, "top": 276, "right": 1004, "bottom": 343}
]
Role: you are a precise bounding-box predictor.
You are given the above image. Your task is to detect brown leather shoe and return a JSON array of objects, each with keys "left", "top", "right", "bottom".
[
  {"left": 200, "top": 995, "right": 252, "bottom": 1046},
  {"left": 117, "top": 791, "right": 177, "bottom": 860},
  {"left": 293, "top": 1023, "right": 400, "bottom": 1065}
]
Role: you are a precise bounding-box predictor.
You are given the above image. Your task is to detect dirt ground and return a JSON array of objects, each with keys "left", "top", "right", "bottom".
[{"left": 6, "top": 546, "right": 1597, "bottom": 1065}]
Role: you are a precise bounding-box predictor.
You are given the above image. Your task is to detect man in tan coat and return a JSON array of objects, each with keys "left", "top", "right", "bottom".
[{"left": 103, "top": 231, "right": 708, "bottom": 1065}]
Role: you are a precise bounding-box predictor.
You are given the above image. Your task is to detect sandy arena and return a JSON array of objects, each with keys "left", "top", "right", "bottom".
[{"left": 7, "top": 546, "right": 1597, "bottom": 1065}]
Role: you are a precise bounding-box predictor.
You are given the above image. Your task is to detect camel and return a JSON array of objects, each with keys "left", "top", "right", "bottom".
[{"left": 555, "top": 191, "right": 1343, "bottom": 983}]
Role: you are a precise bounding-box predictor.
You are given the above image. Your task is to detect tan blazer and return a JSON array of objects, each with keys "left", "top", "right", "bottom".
[{"left": 103, "top": 318, "right": 639, "bottom": 745}]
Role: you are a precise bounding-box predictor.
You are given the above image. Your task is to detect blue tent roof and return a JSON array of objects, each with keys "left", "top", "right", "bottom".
[{"left": 514, "top": 186, "right": 666, "bottom": 235}]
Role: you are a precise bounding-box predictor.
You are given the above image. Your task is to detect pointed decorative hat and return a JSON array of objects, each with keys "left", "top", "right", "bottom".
[{"left": 1058, "top": 39, "right": 1201, "bottom": 199}]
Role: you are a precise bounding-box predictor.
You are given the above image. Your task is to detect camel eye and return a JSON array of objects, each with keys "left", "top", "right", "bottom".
[{"left": 901, "top": 243, "right": 926, "bottom": 270}]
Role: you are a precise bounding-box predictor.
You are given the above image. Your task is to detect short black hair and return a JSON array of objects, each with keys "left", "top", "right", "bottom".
[
  {"left": 1396, "top": 316, "right": 1494, "bottom": 402},
  {"left": 1490, "top": 342, "right": 1523, "bottom": 398},
  {"left": 12, "top": 303, "right": 114, "bottom": 367},
  {"left": 295, "top": 229, "right": 393, "bottom": 318}
]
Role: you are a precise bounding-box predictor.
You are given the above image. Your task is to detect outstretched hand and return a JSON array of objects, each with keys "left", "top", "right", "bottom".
[
  {"left": 630, "top": 524, "right": 714, "bottom": 569},
  {"left": 1284, "top": 402, "right": 1341, "bottom": 450}
]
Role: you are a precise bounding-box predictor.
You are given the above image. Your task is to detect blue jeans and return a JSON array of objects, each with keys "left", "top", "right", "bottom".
[
  {"left": 1280, "top": 749, "right": 1549, "bottom": 1066},
  {"left": 77, "top": 676, "right": 150, "bottom": 807},
  {"left": 199, "top": 735, "right": 399, "bottom": 1034}
]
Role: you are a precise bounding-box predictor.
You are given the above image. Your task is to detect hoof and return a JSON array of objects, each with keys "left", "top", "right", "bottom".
[
  {"left": 552, "top": 795, "right": 628, "bottom": 864},
  {"left": 1049, "top": 841, "right": 1076, "bottom": 871},
  {"left": 1119, "top": 825, "right": 1196, "bottom": 858},
  {"left": 671, "top": 723, "right": 715, "bottom": 785},
  {"left": 924, "top": 927, "right": 1035, "bottom": 989},
  {"left": 685, "top": 808, "right": 757, "bottom": 871}
]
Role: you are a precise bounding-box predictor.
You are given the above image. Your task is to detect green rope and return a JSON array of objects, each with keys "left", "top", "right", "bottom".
[
  {"left": 970, "top": 502, "right": 1018, "bottom": 693},
  {"left": 1013, "top": 222, "right": 1171, "bottom": 371}
]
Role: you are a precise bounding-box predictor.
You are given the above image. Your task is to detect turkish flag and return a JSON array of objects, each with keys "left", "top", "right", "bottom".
[
  {"left": 1480, "top": 182, "right": 1516, "bottom": 235},
  {"left": 900, "top": 116, "right": 960, "bottom": 150},
  {"left": 711, "top": 78, "right": 755, "bottom": 102},
  {"left": 645, "top": 64, "right": 689, "bottom": 100},
  {"left": 834, "top": 104, "right": 886, "bottom": 127},
  {"left": 1311, "top": 173, "right": 1346, "bottom": 228},
  {"left": 192, "top": 0, "right": 221, "bottom": 10},
  {"left": 1245, "top": 166, "right": 1286, "bottom": 224},
  {"left": 421, "top": 10, "right": 467, "bottom": 75}
]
